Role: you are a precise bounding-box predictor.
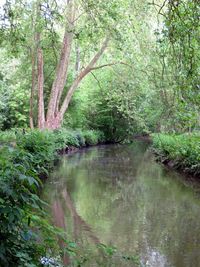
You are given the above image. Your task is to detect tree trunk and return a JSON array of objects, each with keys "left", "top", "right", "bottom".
[
  {"left": 29, "top": 2, "right": 38, "bottom": 129},
  {"left": 37, "top": 34, "right": 45, "bottom": 129},
  {"left": 44, "top": 113, "right": 62, "bottom": 130},
  {"left": 29, "top": 49, "right": 36, "bottom": 129},
  {"left": 34, "top": 0, "right": 110, "bottom": 130},
  {"left": 42, "top": 37, "right": 109, "bottom": 130},
  {"left": 46, "top": 0, "right": 75, "bottom": 125}
]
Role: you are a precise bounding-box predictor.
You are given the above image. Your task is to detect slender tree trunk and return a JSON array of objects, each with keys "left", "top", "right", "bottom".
[
  {"left": 29, "top": 2, "right": 38, "bottom": 129},
  {"left": 29, "top": 0, "right": 46, "bottom": 130},
  {"left": 37, "top": 33, "right": 45, "bottom": 129},
  {"left": 30, "top": 50, "right": 36, "bottom": 129}
]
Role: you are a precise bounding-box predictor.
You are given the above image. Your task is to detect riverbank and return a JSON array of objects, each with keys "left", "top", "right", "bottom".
[
  {"left": 0, "top": 129, "right": 106, "bottom": 266},
  {"left": 152, "top": 133, "right": 200, "bottom": 178}
]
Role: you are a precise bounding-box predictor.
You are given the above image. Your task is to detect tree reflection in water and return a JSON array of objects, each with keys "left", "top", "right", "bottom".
[{"left": 44, "top": 142, "right": 200, "bottom": 267}]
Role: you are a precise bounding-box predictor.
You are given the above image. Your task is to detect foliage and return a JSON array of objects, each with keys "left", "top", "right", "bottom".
[
  {"left": 153, "top": 0, "right": 200, "bottom": 132},
  {"left": 152, "top": 133, "right": 200, "bottom": 176},
  {"left": 64, "top": 3, "right": 159, "bottom": 140},
  {"left": 0, "top": 49, "right": 30, "bottom": 130},
  {"left": 0, "top": 128, "right": 105, "bottom": 266},
  {"left": 0, "top": 0, "right": 199, "bottom": 265},
  {"left": 0, "top": 146, "right": 44, "bottom": 266},
  {"left": 16, "top": 130, "right": 56, "bottom": 174},
  {"left": 83, "top": 68, "right": 149, "bottom": 141},
  {"left": 0, "top": 129, "right": 16, "bottom": 143},
  {"left": 83, "top": 130, "right": 98, "bottom": 146},
  {"left": 52, "top": 128, "right": 105, "bottom": 151},
  {"left": 67, "top": 242, "right": 140, "bottom": 267},
  {"left": 0, "top": 0, "right": 198, "bottom": 135},
  {"left": 53, "top": 129, "right": 82, "bottom": 149}
]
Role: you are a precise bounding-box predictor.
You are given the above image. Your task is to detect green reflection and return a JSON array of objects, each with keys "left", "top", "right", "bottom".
[{"left": 43, "top": 142, "right": 200, "bottom": 267}]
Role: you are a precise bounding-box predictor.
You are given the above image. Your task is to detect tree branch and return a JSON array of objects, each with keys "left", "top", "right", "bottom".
[
  {"left": 90, "top": 72, "right": 103, "bottom": 90},
  {"left": 59, "top": 36, "right": 110, "bottom": 118},
  {"left": 89, "top": 61, "right": 131, "bottom": 71}
]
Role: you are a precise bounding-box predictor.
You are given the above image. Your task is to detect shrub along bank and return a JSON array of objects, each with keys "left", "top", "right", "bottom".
[
  {"left": 152, "top": 133, "right": 200, "bottom": 177},
  {"left": 0, "top": 129, "right": 106, "bottom": 266}
]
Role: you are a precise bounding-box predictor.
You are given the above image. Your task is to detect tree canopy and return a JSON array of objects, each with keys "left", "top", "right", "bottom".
[{"left": 0, "top": 0, "right": 199, "bottom": 137}]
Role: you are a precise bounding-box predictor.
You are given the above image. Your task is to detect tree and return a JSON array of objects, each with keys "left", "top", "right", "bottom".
[
  {"left": 152, "top": 0, "right": 200, "bottom": 132},
  {"left": 1, "top": 0, "right": 130, "bottom": 129}
]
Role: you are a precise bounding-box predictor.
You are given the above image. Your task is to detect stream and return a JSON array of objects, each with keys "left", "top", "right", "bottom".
[{"left": 42, "top": 141, "right": 200, "bottom": 267}]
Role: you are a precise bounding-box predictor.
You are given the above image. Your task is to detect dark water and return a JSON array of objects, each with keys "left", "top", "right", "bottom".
[{"left": 43, "top": 141, "right": 200, "bottom": 267}]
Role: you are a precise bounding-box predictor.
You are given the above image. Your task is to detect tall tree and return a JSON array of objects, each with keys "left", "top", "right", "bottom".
[{"left": 1, "top": 0, "right": 127, "bottom": 129}]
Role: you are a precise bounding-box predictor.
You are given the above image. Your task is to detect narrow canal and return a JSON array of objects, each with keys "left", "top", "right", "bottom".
[{"left": 43, "top": 141, "right": 200, "bottom": 267}]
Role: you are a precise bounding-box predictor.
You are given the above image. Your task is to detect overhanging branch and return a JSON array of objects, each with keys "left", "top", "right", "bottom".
[{"left": 89, "top": 61, "right": 131, "bottom": 71}]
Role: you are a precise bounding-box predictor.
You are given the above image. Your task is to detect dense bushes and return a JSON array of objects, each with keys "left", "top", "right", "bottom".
[
  {"left": 0, "top": 129, "right": 105, "bottom": 266},
  {"left": 53, "top": 129, "right": 105, "bottom": 149},
  {"left": 152, "top": 133, "right": 200, "bottom": 176},
  {"left": 0, "top": 129, "right": 16, "bottom": 143},
  {"left": 0, "top": 146, "right": 47, "bottom": 266},
  {"left": 0, "top": 145, "right": 51, "bottom": 265}
]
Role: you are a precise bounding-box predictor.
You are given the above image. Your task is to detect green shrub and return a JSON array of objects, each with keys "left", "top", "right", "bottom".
[
  {"left": 0, "top": 130, "right": 16, "bottom": 144},
  {"left": 152, "top": 133, "right": 200, "bottom": 176},
  {"left": 0, "top": 130, "right": 58, "bottom": 266},
  {"left": 16, "top": 130, "right": 56, "bottom": 174},
  {"left": 0, "top": 147, "right": 44, "bottom": 266},
  {"left": 54, "top": 129, "right": 81, "bottom": 148},
  {"left": 83, "top": 130, "right": 99, "bottom": 145},
  {"left": 73, "top": 130, "right": 86, "bottom": 147},
  {"left": 53, "top": 129, "right": 104, "bottom": 148}
]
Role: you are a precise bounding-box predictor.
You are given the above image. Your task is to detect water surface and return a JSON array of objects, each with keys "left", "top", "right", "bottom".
[{"left": 43, "top": 141, "right": 200, "bottom": 267}]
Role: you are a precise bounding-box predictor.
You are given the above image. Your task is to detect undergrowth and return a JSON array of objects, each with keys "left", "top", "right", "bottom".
[
  {"left": 0, "top": 129, "right": 109, "bottom": 266},
  {"left": 152, "top": 133, "right": 200, "bottom": 176}
]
